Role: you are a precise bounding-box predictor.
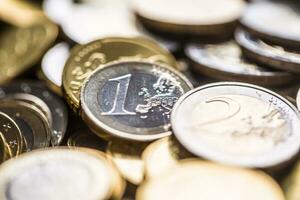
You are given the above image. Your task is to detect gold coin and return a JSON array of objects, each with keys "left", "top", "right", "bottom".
[
  {"left": 63, "top": 37, "right": 178, "bottom": 112},
  {"left": 137, "top": 160, "right": 285, "bottom": 200},
  {"left": 0, "top": 133, "right": 6, "bottom": 163},
  {"left": 283, "top": 161, "right": 300, "bottom": 200}
]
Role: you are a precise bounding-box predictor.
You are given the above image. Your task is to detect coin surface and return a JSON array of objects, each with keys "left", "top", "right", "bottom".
[
  {"left": 171, "top": 82, "right": 300, "bottom": 168},
  {"left": 283, "top": 160, "right": 300, "bottom": 200},
  {"left": 0, "top": 148, "right": 125, "bottom": 200},
  {"left": 240, "top": 1, "right": 300, "bottom": 47},
  {"left": 0, "top": 81, "right": 68, "bottom": 146},
  {"left": 81, "top": 61, "right": 192, "bottom": 141},
  {"left": 184, "top": 41, "right": 293, "bottom": 86},
  {"left": 136, "top": 160, "right": 285, "bottom": 200},
  {"left": 235, "top": 29, "right": 300, "bottom": 73}
]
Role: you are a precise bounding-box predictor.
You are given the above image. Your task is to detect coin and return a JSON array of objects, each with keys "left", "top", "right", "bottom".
[
  {"left": 171, "top": 82, "right": 300, "bottom": 169},
  {"left": 297, "top": 89, "right": 300, "bottom": 110},
  {"left": 81, "top": 61, "right": 192, "bottom": 141},
  {"left": 40, "top": 42, "right": 71, "bottom": 96},
  {"left": 107, "top": 140, "right": 148, "bottom": 185},
  {"left": 0, "top": 81, "right": 68, "bottom": 146},
  {"left": 0, "top": 112, "right": 22, "bottom": 158},
  {"left": 0, "top": 100, "right": 51, "bottom": 151},
  {"left": 136, "top": 160, "right": 285, "bottom": 200},
  {"left": 0, "top": 148, "right": 125, "bottom": 200},
  {"left": 134, "top": 0, "right": 245, "bottom": 37},
  {"left": 240, "top": 1, "right": 300, "bottom": 48},
  {"left": 184, "top": 41, "right": 294, "bottom": 86},
  {"left": 0, "top": 133, "right": 6, "bottom": 163},
  {"left": 235, "top": 29, "right": 300, "bottom": 73},
  {"left": 283, "top": 160, "right": 300, "bottom": 200},
  {"left": 63, "top": 37, "right": 178, "bottom": 112}
]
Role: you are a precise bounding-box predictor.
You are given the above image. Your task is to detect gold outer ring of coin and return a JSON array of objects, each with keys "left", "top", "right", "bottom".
[
  {"left": 0, "top": 133, "right": 6, "bottom": 164},
  {"left": 62, "top": 37, "right": 178, "bottom": 113}
]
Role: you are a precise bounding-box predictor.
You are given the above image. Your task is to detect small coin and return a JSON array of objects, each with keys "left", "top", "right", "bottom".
[
  {"left": 81, "top": 61, "right": 192, "bottom": 141},
  {"left": 134, "top": 0, "right": 245, "bottom": 37},
  {"left": 235, "top": 29, "right": 300, "bottom": 73},
  {"left": 63, "top": 37, "right": 178, "bottom": 112},
  {"left": 0, "top": 100, "right": 51, "bottom": 151},
  {"left": 0, "top": 81, "right": 68, "bottom": 146},
  {"left": 184, "top": 41, "right": 294, "bottom": 86},
  {"left": 240, "top": 1, "right": 300, "bottom": 48},
  {"left": 40, "top": 42, "right": 70, "bottom": 96},
  {"left": 107, "top": 140, "right": 148, "bottom": 185},
  {"left": 136, "top": 160, "right": 285, "bottom": 200},
  {"left": 0, "top": 112, "right": 22, "bottom": 158},
  {"left": 171, "top": 82, "right": 300, "bottom": 169},
  {"left": 0, "top": 148, "right": 125, "bottom": 200}
]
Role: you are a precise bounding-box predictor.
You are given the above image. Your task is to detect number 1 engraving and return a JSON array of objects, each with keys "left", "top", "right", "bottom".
[{"left": 101, "top": 74, "right": 136, "bottom": 115}]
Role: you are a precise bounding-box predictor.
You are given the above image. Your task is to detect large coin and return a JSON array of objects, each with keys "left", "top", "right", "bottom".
[
  {"left": 81, "top": 61, "right": 192, "bottom": 141},
  {"left": 235, "top": 29, "right": 300, "bottom": 73},
  {"left": 63, "top": 37, "right": 178, "bottom": 112},
  {"left": 171, "top": 82, "right": 300, "bottom": 169},
  {"left": 184, "top": 41, "right": 293, "bottom": 86}
]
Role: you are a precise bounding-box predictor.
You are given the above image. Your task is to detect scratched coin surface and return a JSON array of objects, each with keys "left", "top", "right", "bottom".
[
  {"left": 81, "top": 61, "right": 192, "bottom": 141},
  {"left": 184, "top": 41, "right": 293, "bottom": 86},
  {"left": 171, "top": 82, "right": 300, "bottom": 168},
  {"left": 64, "top": 37, "right": 178, "bottom": 112}
]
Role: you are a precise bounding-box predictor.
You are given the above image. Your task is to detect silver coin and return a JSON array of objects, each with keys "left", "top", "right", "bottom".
[
  {"left": 81, "top": 61, "right": 193, "bottom": 141},
  {"left": 235, "top": 29, "right": 300, "bottom": 73},
  {"left": 0, "top": 81, "right": 68, "bottom": 146},
  {"left": 171, "top": 82, "right": 300, "bottom": 168}
]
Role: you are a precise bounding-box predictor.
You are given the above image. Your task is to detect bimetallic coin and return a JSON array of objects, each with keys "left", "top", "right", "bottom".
[
  {"left": 171, "top": 82, "right": 300, "bottom": 169},
  {"left": 136, "top": 160, "right": 285, "bottom": 200},
  {"left": 0, "top": 148, "right": 125, "bottom": 200},
  {"left": 0, "top": 112, "right": 22, "bottom": 158},
  {"left": 63, "top": 37, "right": 178, "bottom": 112},
  {"left": 184, "top": 41, "right": 293, "bottom": 86},
  {"left": 0, "top": 81, "right": 68, "bottom": 146},
  {"left": 81, "top": 61, "right": 193, "bottom": 141},
  {"left": 235, "top": 29, "right": 300, "bottom": 73}
]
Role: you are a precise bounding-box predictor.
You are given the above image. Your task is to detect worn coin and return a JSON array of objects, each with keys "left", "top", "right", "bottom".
[
  {"left": 185, "top": 41, "right": 293, "bottom": 86},
  {"left": 137, "top": 160, "right": 285, "bottom": 200},
  {"left": 235, "top": 29, "right": 300, "bottom": 73},
  {"left": 0, "top": 81, "right": 68, "bottom": 146},
  {"left": 81, "top": 61, "right": 192, "bottom": 141},
  {"left": 171, "top": 82, "right": 300, "bottom": 169},
  {"left": 0, "top": 148, "right": 125, "bottom": 200},
  {"left": 64, "top": 37, "right": 178, "bottom": 112}
]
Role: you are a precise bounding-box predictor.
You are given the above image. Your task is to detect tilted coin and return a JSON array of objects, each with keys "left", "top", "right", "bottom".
[
  {"left": 134, "top": 0, "right": 245, "bottom": 37},
  {"left": 0, "top": 112, "right": 22, "bottom": 158},
  {"left": 171, "top": 82, "right": 300, "bottom": 169},
  {"left": 136, "top": 160, "right": 285, "bottom": 200},
  {"left": 240, "top": 1, "right": 300, "bottom": 47},
  {"left": 107, "top": 140, "right": 148, "bottom": 185},
  {"left": 0, "top": 81, "right": 68, "bottom": 146},
  {"left": 184, "top": 41, "right": 293, "bottom": 86},
  {"left": 63, "top": 37, "right": 178, "bottom": 112},
  {"left": 0, "top": 148, "right": 125, "bottom": 200},
  {"left": 81, "top": 61, "right": 193, "bottom": 141},
  {"left": 40, "top": 42, "right": 71, "bottom": 96},
  {"left": 235, "top": 29, "right": 300, "bottom": 73},
  {"left": 0, "top": 100, "right": 51, "bottom": 151},
  {"left": 283, "top": 160, "right": 300, "bottom": 200}
]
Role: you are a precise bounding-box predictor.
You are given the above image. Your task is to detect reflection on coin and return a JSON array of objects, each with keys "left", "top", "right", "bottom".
[
  {"left": 40, "top": 42, "right": 70, "bottom": 96},
  {"left": 185, "top": 41, "right": 293, "bottom": 86},
  {"left": 0, "top": 148, "right": 125, "bottom": 200},
  {"left": 0, "top": 81, "right": 68, "bottom": 146},
  {"left": 134, "top": 0, "right": 245, "bottom": 37},
  {"left": 0, "top": 100, "right": 51, "bottom": 151},
  {"left": 240, "top": 1, "right": 300, "bottom": 47},
  {"left": 0, "top": 21, "right": 58, "bottom": 85},
  {"left": 297, "top": 89, "right": 300, "bottom": 110},
  {"left": 137, "top": 160, "right": 285, "bottom": 200},
  {"left": 0, "top": 112, "right": 22, "bottom": 158},
  {"left": 283, "top": 160, "right": 300, "bottom": 200},
  {"left": 235, "top": 29, "right": 300, "bottom": 73},
  {"left": 64, "top": 37, "right": 178, "bottom": 112},
  {"left": 171, "top": 82, "right": 300, "bottom": 168},
  {"left": 81, "top": 61, "right": 192, "bottom": 141},
  {"left": 107, "top": 140, "right": 148, "bottom": 185}
]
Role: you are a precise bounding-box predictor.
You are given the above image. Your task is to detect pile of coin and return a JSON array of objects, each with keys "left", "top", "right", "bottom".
[{"left": 0, "top": 0, "right": 300, "bottom": 199}]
